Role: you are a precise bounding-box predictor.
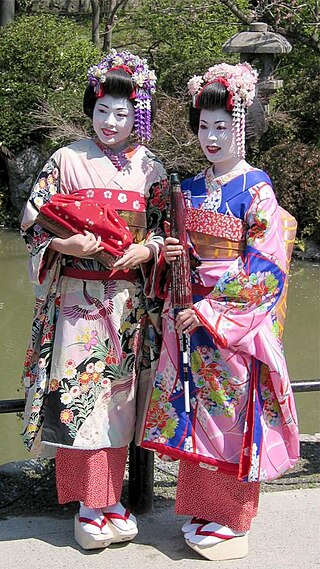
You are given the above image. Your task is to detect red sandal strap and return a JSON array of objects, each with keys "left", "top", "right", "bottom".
[
  {"left": 79, "top": 516, "right": 103, "bottom": 529},
  {"left": 104, "top": 508, "right": 130, "bottom": 522},
  {"left": 100, "top": 516, "right": 108, "bottom": 530},
  {"left": 195, "top": 526, "right": 235, "bottom": 540}
]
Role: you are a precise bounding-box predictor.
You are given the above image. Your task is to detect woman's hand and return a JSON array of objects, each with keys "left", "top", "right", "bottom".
[
  {"left": 49, "top": 231, "right": 104, "bottom": 257},
  {"left": 113, "top": 244, "right": 153, "bottom": 270},
  {"left": 175, "top": 308, "right": 200, "bottom": 334},
  {"left": 163, "top": 237, "right": 183, "bottom": 264}
]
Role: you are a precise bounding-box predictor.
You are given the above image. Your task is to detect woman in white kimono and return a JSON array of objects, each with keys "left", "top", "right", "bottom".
[{"left": 20, "top": 50, "right": 168, "bottom": 549}]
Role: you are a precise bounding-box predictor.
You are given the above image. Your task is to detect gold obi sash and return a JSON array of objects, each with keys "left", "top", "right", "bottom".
[
  {"left": 118, "top": 210, "right": 147, "bottom": 243},
  {"left": 276, "top": 207, "right": 297, "bottom": 337},
  {"left": 188, "top": 232, "right": 245, "bottom": 260},
  {"left": 186, "top": 208, "right": 246, "bottom": 260}
]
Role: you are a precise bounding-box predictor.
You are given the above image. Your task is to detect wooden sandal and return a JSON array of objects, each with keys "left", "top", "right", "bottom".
[
  {"left": 74, "top": 514, "right": 113, "bottom": 550},
  {"left": 185, "top": 523, "right": 249, "bottom": 561},
  {"left": 103, "top": 507, "right": 138, "bottom": 543}
]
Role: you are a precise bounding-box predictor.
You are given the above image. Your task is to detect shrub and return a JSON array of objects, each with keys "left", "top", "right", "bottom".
[
  {"left": 257, "top": 142, "right": 320, "bottom": 244},
  {"left": 277, "top": 49, "right": 320, "bottom": 147},
  {"left": 149, "top": 91, "right": 206, "bottom": 178},
  {"left": 0, "top": 14, "right": 101, "bottom": 151}
]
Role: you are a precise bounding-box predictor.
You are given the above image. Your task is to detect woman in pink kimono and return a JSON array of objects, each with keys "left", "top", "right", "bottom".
[
  {"left": 141, "top": 63, "right": 299, "bottom": 560},
  {"left": 20, "top": 50, "right": 168, "bottom": 550}
]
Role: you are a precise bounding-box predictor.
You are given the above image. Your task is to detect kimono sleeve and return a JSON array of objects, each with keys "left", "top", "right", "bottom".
[
  {"left": 193, "top": 183, "right": 286, "bottom": 350},
  {"left": 20, "top": 155, "right": 62, "bottom": 285},
  {"left": 141, "top": 159, "right": 169, "bottom": 299}
]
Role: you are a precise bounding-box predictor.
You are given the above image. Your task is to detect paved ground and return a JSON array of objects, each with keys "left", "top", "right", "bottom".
[{"left": 0, "top": 488, "right": 319, "bottom": 569}]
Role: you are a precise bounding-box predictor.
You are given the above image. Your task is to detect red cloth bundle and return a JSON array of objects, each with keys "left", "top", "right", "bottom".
[{"left": 36, "top": 192, "right": 133, "bottom": 268}]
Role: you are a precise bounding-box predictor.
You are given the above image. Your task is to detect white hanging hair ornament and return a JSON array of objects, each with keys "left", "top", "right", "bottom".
[{"left": 187, "top": 62, "right": 258, "bottom": 158}]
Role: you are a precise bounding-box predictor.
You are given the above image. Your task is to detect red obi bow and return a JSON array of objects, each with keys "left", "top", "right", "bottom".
[{"left": 36, "top": 192, "right": 133, "bottom": 267}]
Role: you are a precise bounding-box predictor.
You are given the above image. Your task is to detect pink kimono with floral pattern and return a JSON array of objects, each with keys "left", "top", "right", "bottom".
[{"left": 142, "top": 167, "right": 299, "bottom": 482}]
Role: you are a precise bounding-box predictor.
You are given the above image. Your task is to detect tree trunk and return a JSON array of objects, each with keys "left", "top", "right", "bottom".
[
  {"left": 103, "top": 0, "right": 128, "bottom": 52},
  {"left": 103, "top": 0, "right": 115, "bottom": 52},
  {"left": 90, "top": 0, "right": 100, "bottom": 46},
  {"left": 0, "top": 0, "right": 15, "bottom": 27}
]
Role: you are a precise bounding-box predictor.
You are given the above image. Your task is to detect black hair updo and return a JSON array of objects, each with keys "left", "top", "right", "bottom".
[
  {"left": 83, "top": 68, "right": 156, "bottom": 121},
  {"left": 189, "top": 80, "right": 266, "bottom": 147}
]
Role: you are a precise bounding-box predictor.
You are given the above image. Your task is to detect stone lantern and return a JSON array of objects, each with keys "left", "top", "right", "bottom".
[{"left": 222, "top": 22, "right": 292, "bottom": 111}]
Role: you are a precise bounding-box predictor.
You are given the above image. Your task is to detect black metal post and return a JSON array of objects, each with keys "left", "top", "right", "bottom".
[
  {"left": 1, "top": 381, "right": 319, "bottom": 416},
  {"left": 289, "top": 381, "right": 320, "bottom": 393},
  {"left": 0, "top": 398, "right": 24, "bottom": 414},
  {"left": 128, "top": 442, "right": 154, "bottom": 514}
]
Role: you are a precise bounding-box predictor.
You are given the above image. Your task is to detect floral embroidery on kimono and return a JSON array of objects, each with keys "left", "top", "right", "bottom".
[
  {"left": 142, "top": 167, "right": 299, "bottom": 482},
  {"left": 21, "top": 139, "right": 168, "bottom": 454}
]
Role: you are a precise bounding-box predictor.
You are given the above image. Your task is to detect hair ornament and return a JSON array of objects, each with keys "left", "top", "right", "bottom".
[
  {"left": 87, "top": 49, "right": 157, "bottom": 142},
  {"left": 187, "top": 62, "right": 258, "bottom": 158}
]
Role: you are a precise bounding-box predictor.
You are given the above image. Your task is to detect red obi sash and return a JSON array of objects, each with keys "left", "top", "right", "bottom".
[{"left": 36, "top": 191, "right": 133, "bottom": 268}]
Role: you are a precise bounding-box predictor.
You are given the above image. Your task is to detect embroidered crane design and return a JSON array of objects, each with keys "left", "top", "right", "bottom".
[{"left": 63, "top": 280, "right": 123, "bottom": 360}]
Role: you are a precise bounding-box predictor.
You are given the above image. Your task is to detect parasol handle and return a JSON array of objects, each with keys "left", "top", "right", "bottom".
[{"left": 181, "top": 332, "right": 191, "bottom": 414}]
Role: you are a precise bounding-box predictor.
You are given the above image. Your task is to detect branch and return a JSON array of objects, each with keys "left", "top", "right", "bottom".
[
  {"left": 276, "top": 24, "right": 320, "bottom": 51},
  {"left": 31, "top": 102, "right": 90, "bottom": 143},
  {"left": 218, "top": 0, "right": 253, "bottom": 25},
  {"left": 110, "top": 0, "right": 128, "bottom": 23}
]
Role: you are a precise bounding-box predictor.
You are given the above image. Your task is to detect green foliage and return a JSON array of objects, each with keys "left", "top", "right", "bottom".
[
  {"left": 276, "top": 50, "right": 320, "bottom": 147},
  {"left": 15, "top": 0, "right": 33, "bottom": 15},
  {"left": 257, "top": 143, "right": 320, "bottom": 244},
  {"left": 123, "top": 0, "right": 251, "bottom": 93},
  {"left": 0, "top": 14, "right": 101, "bottom": 151}
]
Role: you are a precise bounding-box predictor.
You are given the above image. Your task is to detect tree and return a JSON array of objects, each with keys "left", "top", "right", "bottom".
[
  {"left": 123, "top": 0, "right": 251, "bottom": 92},
  {"left": 90, "top": 0, "right": 101, "bottom": 46},
  {"left": 102, "top": 0, "right": 129, "bottom": 51},
  {"left": 90, "top": 0, "right": 129, "bottom": 49},
  {"left": 0, "top": 0, "right": 15, "bottom": 27}
]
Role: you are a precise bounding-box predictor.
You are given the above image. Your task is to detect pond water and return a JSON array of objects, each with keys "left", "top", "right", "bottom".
[{"left": 0, "top": 229, "right": 319, "bottom": 465}]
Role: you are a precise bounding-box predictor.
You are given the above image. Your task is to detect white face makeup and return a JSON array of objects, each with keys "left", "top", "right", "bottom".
[
  {"left": 198, "top": 108, "right": 234, "bottom": 166},
  {"left": 93, "top": 93, "right": 135, "bottom": 152}
]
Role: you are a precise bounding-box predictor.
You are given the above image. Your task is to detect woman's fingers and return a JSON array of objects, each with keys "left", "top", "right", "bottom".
[
  {"left": 82, "top": 232, "right": 104, "bottom": 255},
  {"left": 175, "top": 309, "right": 200, "bottom": 334},
  {"left": 165, "top": 237, "right": 180, "bottom": 245},
  {"left": 176, "top": 311, "right": 190, "bottom": 324},
  {"left": 113, "top": 251, "right": 135, "bottom": 269},
  {"left": 163, "top": 242, "right": 183, "bottom": 263}
]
